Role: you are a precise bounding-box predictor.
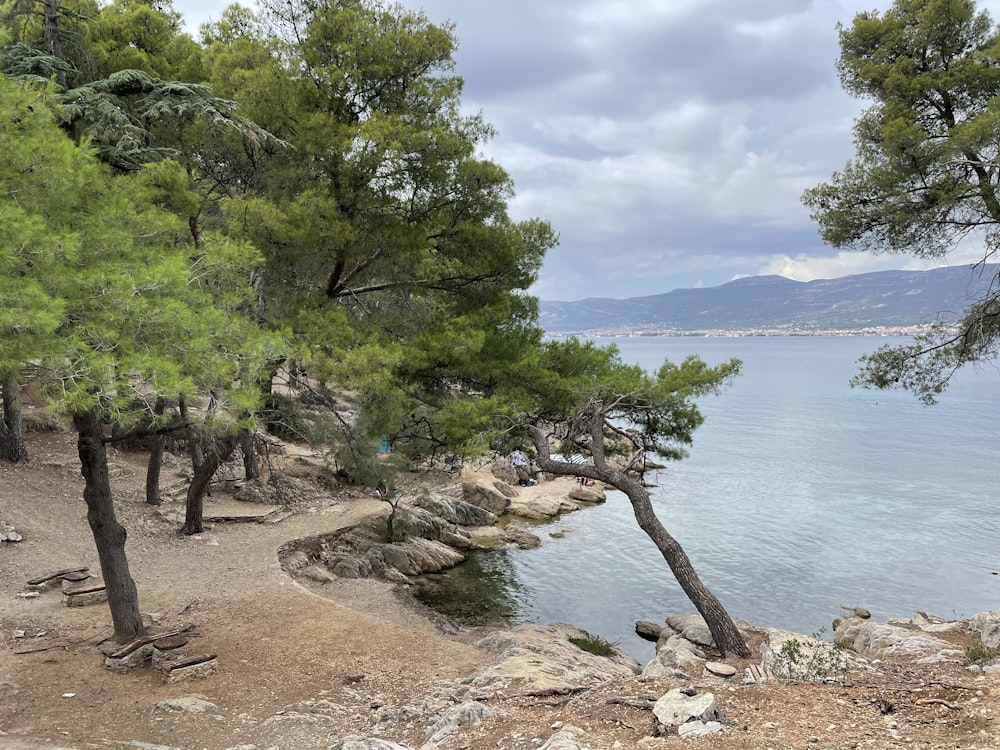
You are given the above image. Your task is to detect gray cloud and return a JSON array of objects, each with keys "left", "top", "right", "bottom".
[{"left": 172, "top": 0, "right": 1000, "bottom": 300}]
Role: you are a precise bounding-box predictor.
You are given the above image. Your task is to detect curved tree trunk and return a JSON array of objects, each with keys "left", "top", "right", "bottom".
[
  {"left": 1, "top": 374, "right": 29, "bottom": 464},
  {"left": 181, "top": 432, "right": 238, "bottom": 535},
  {"left": 621, "top": 477, "right": 750, "bottom": 657},
  {"left": 74, "top": 409, "right": 146, "bottom": 643},
  {"left": 145, "top": 396, "right": 166, "bottom": 506},
  {"left": 238, "top": 427, "right": 259, "bottom": 481},
  {"left": 529, "top": 424, "right": 750, "bottom": 658}
]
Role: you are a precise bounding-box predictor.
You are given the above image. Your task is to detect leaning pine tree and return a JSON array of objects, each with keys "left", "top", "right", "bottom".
[{"left": 514, "top": 339, "right": 750, "bottom": 657}]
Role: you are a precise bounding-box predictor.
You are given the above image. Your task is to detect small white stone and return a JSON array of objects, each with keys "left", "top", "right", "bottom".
[{"left": 62, "top": 693, "right": 75, "bottom": 698}]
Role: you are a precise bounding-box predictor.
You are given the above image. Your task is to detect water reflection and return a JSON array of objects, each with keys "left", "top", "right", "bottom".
[{"left": 412, "top": 549, "right": 530, "bottom": 627}]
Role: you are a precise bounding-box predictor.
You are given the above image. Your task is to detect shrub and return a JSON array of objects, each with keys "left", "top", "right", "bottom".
[
  {"left": 965, "top": 642, "right": 997, "bottom": 671},
  {"left": 771, "top": 628, "right": 848, "bottom": 682},
  {"left": 569, "top": 631, "right": 619, "bottom": 657}
]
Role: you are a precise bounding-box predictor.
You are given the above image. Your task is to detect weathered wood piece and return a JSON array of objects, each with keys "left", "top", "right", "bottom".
[
  {"left": 27, "top": 566, "right": 89, "bottom": 588},
  {"left": 108, "top": 627, "right": 192, "bottom": 659},
  {"left": 60, "top": 572, "right": 92, "bottom": 592}
]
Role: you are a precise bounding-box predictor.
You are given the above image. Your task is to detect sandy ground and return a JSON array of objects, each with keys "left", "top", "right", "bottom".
[{"left": 1, "top": 429, "right": 999, "bottom": 750}]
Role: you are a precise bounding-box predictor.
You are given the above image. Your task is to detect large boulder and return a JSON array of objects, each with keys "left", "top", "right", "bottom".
[
  {"left": 652, "top": 688, "right": 721, "bottom": 736},
  {"left": 665, "top": 614, "right": 717, "bottom": 648},
  {"left": 473, "top": 623, "right": 641, "bottom": 695},
  {"left": 567, "top": 486, "right": 605, "bottom": 503},
  {"left": 970, "top": 611, "right": 1000, "bottom": 649},
  {"left": 461, "top": 483, "right": 510, "bottom": 515},
  {"left": 835, "top": 617, "right": 954, "bottom": 659},
  {"left": 413, "top": 496, "right": 498, "bottom": 527},
  {"left": 506, "top": 492, "right": 579, "bottom": 520},
  {"left": 377, "top": 538, "right": 466, "bottom": 576},
  {"left": 642, "top": 634, "right": 706, "bottom": 678}
]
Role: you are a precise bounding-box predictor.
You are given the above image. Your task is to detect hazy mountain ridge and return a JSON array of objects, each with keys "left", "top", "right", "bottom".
[{"left": 540, "top": 265, "right": 999, "bottom": 334}]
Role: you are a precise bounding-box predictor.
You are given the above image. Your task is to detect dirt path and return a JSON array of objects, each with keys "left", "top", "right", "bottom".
[
  {"left": 2, "top": 430, "right": 999, "bottom": 750},
  {"left": 0, "top": 431, "right": 489, "bottom": 749}
]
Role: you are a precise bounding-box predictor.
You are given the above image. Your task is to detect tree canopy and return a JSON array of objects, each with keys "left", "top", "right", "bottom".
[
  {"left": 1, "top": 0, "right": 748, "bottom": 651},
  {"left": 803, "top": 0, "right": 1000, "bottom": 403}
]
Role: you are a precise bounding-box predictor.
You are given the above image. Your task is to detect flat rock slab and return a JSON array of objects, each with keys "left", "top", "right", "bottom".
[
  {"left": 153, "top": 694, "right": 217, "bottom": 714},
  {"left": 653, "top": 688, "right": 721, "bottom": 733},
  {"left": 705, "top": 661, "right": 737, "bottom": 677}
]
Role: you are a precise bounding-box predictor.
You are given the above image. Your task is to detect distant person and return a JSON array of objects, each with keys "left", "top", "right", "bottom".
[{"left": 511, "top": 449, "right": 533, "bottom": 485}]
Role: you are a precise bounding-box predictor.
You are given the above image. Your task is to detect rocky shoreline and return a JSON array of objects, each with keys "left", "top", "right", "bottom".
[{"left": 267, "top": 458, "right": 1000, "bottom": 748}]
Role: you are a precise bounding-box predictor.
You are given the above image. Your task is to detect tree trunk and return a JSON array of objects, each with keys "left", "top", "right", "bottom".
[
  {"left": 529, "top": 425, "right": 750, "bottom": 658},
  {"left": 1, "top": 373, "right": 29, "bottom": 464},
  {"left": 41, "top": 0, "right": 66, "bottom": 87},
  {"left": 179, "top": 395, "right": 207, "bottom": 495},
  {"left": 238, "top": 427, "right": 259, "bottom": 480},
  {"left": 181, "top": 432, "right": 238, "bottom": 535},
  {"left": 145, "top": 397, "right": 166, "bottom": 505},
  {"left": 621, "top": 477, "right": 750, "bottom": 657},
  {"left": 73, "top": 409, "right": 146, "bottom": 643}
]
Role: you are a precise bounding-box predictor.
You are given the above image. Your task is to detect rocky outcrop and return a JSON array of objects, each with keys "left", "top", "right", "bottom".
[
  {"left": 461, "top": 483, "right": 511, "bottom": 515},
  {"left": 834, "top": 616, "right": 961, "bottom": 662},
  {"left": 472, "top": 623, "right": 641, "bottom": 695},
  {"left": 505, "top": 492, "right": 579, "bottom": 519},
  {"left": 970, "top": 611, "right": 1000, "bottom": 649}
]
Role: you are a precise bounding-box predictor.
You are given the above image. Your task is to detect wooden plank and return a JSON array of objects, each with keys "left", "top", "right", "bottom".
[
  {"left": 109, "top": 627, "right": 192, "bottom": 659},
  {"left": 64, "top": 583, "right": 106, "bottom": 596},
  {"left": 164, "top": 652, "right": 217, "bottom": 672},
  {"left": 27, "top": 566, "right": 89, "bottom": 586}
]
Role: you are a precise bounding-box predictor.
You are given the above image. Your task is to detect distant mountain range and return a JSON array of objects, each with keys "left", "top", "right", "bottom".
[{"left": 539, "top": 264, "right": 998, "bottom": 334}]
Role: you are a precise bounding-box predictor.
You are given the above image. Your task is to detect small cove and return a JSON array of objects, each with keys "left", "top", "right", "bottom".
[{"left": 413, "top": 336, "right": 1000, "bottom": 663}]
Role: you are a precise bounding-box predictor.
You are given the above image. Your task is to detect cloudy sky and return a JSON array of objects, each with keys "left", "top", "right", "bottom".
[{"left": 173, "top": 0, "right": 1000, "bottom": 301}]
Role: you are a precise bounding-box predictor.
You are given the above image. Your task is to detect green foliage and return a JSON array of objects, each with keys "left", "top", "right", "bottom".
[
  {"left": 526, "top": 338, "right": 741, "bottom": 462},
  {"left": 771, "top": 629, "right": 849, "bottom": 682},
  {"left": 965, "top": 642, "right": 998, "bottom": 670},
  {"left": 0, "top": 75, "right": 271, "bottom": 432},
  {"left": 260, "top": 393, "right": 309, "bottom": 441},
  {"left": 568, "top": 631, "right": 620, "bottom": 658},
  {"left": 804, "top": 0, "right": 1000, "bottom": 401}
]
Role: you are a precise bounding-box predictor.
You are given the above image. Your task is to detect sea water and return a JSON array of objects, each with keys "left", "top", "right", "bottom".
[{"left": 418, "top": 336, "right": 1000, "bottom": 661}]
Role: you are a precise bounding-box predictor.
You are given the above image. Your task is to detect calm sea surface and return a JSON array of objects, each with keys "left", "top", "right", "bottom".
[{"left": 420, "top": 336, "right": 1000, "bottom": 661}]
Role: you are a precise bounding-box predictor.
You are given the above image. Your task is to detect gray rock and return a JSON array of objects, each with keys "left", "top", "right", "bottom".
[
  {"left": 834, "top": 618, "right": 952, "bottom": 658},
  {"left": 567, "top": 487, "right": 605, "bottom": 503},
  {"left": 970, "top": 611, "right": 1000, "bottom": 649},
  {"left": 503, "top": 526, "right": 542, "bottom": 549},
  {"left": 153, "top": 695, "right": 217, "bottom": 714},
  {"left": 329, "top": 737, "right": 413, "bottom": 750},
  {"left": 665, "top": 614, "right": 715, "bottom": 648},
  {"left": 705, "top": 661, "right": 737, "bottom": 677},
  {"left": 421, "top": 700, "right": 498, "bottom": 748},
  {"left": 538, "top": 725, "right": 588, "bottom": 749},
  {"left": 635, "top": 620, "right": 663, "bottom": 642},
  {"left": 678, "top": 720, "right": 724, "bottom": 737},
  {"left": 473, "top": 623, "right": 640, "bottom": 695},
  {"left": 489, "top": 457, "right": 519, "bottom": 485},
  {"left": 652, "top": 689, "right": 721, "bottom": 734},
  {"left": 491, "top": 480, "right": 519, "bottom": 498},
  {"left": 642, "top": 634, "right": 706, "bottom": 678},
  {"left": 461, "top": 483, "right": 510, "bottom": 515}
]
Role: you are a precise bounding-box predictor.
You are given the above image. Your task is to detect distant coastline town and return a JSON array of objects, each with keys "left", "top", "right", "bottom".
[{"left": 546, "top": 324, "right": 938, "bottom": 338}]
